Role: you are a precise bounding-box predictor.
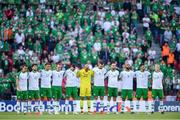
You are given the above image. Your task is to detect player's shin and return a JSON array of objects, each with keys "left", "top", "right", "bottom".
[
  {"left": 100, "top": 100, "right": 104, "bottom": 112},
  {"left": 39, "top": 100, "right": 44, "bottom": 114},
  {"left": 145, "top": 100, "right": 149, "bottom": 112},
  {"left": 27, "top": 101, "right": 32, "bottom": 113},
  {"left": 106, "top": 101, "right": 110, "bottom": 113},
  {"left": 113, "top": 100, "right": 118, "bottom": 114},
  {"left": 93, "top": 99, "right": 97, "bottom": 112},
  {"left": 73, "top": 100, "right": 78, "bottom": 114},
  {"left": 130, "top": 100, "right": 134, "bottom": 113},
  {"left": 65, "top": 99, "right": 69, "bottom": 114},
  {"left": 80, "top": 99, "right": 84, "bottom": 113},
  {"left": 151, "top": 100, "right": 155, "bottom": 113},
  {"left": 87, "top": 100, "right": 91, "bottom": 112},
  {"left": 53, "top": 100, "right": 58, "bottom": 114},
  {"left": 22, "top": 101, "right": 27, "bottom": 113},
  {"left": 136, "top": 100, "right": 140, "bottom": 111},
  {"left": 16, "top": 101, "right": 21, "bottom": 114},
  {"left": 121, "top": 101, "right": 125, "bottom": 113},
  {"left": 47, "top": 100, "right": 52, "bottom": 114},
  {"left": 34, "top": 100, "right": 40, "bottom": 113},
  {"left": 160, "top": 100, "right": 164, "bottom": 113}
]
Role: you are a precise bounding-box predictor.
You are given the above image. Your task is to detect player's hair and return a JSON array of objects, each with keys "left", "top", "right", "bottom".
[
  {"left": 140, "top": 64, "right": 144, "bottom": 67},
  {"left": 56, "top": 62, "right": 62, "bottom": 66},
  {"left": 21, "top": 64, "right": 27, "bottom": 70},
  {"left": 98, "top": 60, "right": 104, "bottom": 65},
  {"left": 32, "top": 63, "right": 37, "bottom": 67},
  {"left": 45, "top": 62, "right": 51, "bottom": 66},
  {"left": 111, "top": 61, "right": 116, "bottom": 65},
  {"left": 70, "top": 64, "right": 76, "bottom": 68},
  {"left": 21, "top": 64, "right": 27, "bottom": 68}
]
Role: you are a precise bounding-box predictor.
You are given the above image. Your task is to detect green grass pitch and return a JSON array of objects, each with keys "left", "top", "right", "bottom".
[{"left": 0, "top": 112, "right": 180, "bottom": 120}]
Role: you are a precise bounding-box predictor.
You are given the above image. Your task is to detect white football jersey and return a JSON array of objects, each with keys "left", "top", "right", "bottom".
[
  {"left": 152, "top": 71, "right": 163, "bottom": 89},
  {"left": 105, "top": 70, "right": 119, "bottom": 88},
  {"left": 40, "top": 70, "right": 52, "bottom": 88},
  {"left": 135, "top": 71, "right": 151, "bottom": 88},
  {"left": 28, "top": 71, "right": 40, "bottom": 90},
  {"left": 52, "top": 70, "right": 65, "bottom": 86},
  {"left": 64, "top": 69, "right": 78, "bottom": 87},
  {"left": 93, "top": 67, "right": 107, "bottom": 86},
  {"left": 18, "top": 72, "right": 28, "bottom": 91},
  {"left": 120, "top": 70, "right": 135, "bottom": 90}
]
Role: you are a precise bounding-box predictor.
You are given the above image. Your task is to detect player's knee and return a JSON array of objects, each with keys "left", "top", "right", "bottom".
[
  {"left": 122, "top": 98, "right": 125, "bottom": 101},
  {"left": 80, "top": 97, "right": 84, "bottom": 100},
  {"left": 136, "top": 98, "right": 140, "bottom": 101},
  {"left": 94, "top": 96, "right": 98, "bottom": 100},
  {"left": 144, "top": 98, "right": 148, "bottom": 101},
  {"left": 100, "top": 96, "right": 104, "bottom": 100},
  {"left": 87, "top": 96, "right": 91, "bottom": 100}
]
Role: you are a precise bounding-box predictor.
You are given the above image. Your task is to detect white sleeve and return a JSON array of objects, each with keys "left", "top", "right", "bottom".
[
  {"left": 64, "top": 70, "right": 68, "bottom": 78},
  {"left": 104, "top": 69, "right": 107, "bottom": 75},
  {"left": 105, "top": 71, "right": 109, "bottom": 78},
  {"left": 119, "top": 72, "right": 122, "bottom": 79},
  {"left": 133, "top": 71, "right": 136, "bottom": 78}
]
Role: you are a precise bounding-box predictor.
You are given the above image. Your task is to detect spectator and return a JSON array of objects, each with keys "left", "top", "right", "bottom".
[
  {"left": 162, "top": 43, "right": 170, "bottom": 63},
  {"left": 168, "top": 51, "right": 175, "bottom": 68},
  {"left": 142, "top": 14, "right": 151, "bottom": 32},
  {"left": 93, "top": 40, "right": 101, "bottom": 52},
  {"left": 164, "top": 27, "right": 173, "bottom": 44},
  {"left": 15, "top": 30, "right": 25, "bottom": 46},
  {"left": 148, "top": 48, "right": 156, "bottom": 62}
]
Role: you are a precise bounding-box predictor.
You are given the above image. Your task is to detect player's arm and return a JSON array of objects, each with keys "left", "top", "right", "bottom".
[
  {"left": 148, "top": 71, "right": 151, "bottom": 79},
  {"left": 150, "top": 72, "right": 153, "bottom": 86},
  {"left": 62, "top": 71, "right": 66, "bottom": 78},
  {"left": 119, "top": 72, "right": 122, "bottom": 81},
  {"left": 117, "top": 69, "right": 121, "bottom": 81},
  {"left": 104, "top": 69, "right": 108, "bottom": 82},
  {"left": 104, "top": 71, "right": 109, "bottom": 79},
  {"left": 27, "top": 72, "right": 29, "bottom": 90},
  {"left": 39, "top": 70, "right": 43, "bottom": 87},
  {"left": 134, "top": 71, "right": 137, "bottom": 81},
  {"left": 16, "top": 73, "right": 20, "bottom": 91},
  {"left": 76, "top": 70, "right": 81, "bottom": 78},
  {"left": 91, "top": 70, "right": 94, "bottom": 77}
]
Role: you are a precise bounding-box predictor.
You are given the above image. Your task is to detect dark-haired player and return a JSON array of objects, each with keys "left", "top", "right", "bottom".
[
  {"left": 135, "top": 64, "right": 151, "bottom": 113},
  {"left": 64, "top": 64, "right": 79, "bottom": 114},
  {"left": 120, "top": 64, "right": 135, "bottom": 114},
  {"left": 16, "top": 65, "right": 28, "bottom": 114},
  {"left": 40, "top": 63, "right": 53, "bottom": 114},
  {"left": 28, "top": 64, "right": 41, "bottom": 114},
  {"left": 52, "top": 63, "right": 65, "bottom": 114},
  {"left": 105, "top": 62, "right": 119, "bottom": 114},
  {"left": 92, "top": 61, "right": 107, "bottom": 113}
]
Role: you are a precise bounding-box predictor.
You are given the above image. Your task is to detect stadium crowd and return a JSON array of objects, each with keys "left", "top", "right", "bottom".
[{"left": 0, "top": 0, "right": 179, "bottom": 101}]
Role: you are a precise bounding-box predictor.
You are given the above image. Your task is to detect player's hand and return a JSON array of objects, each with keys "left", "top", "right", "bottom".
[{"left": 17, "top": 86, "right": 21, "bottom": 91}]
